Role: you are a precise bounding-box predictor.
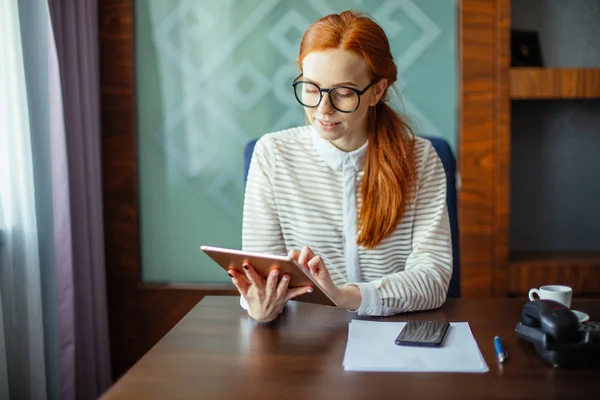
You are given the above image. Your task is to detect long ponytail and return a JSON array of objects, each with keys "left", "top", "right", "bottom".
[{"left": 358, "top": 102, "right": 416, "bottom": 248}]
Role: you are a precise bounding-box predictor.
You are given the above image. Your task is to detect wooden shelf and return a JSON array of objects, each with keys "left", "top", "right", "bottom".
[
  {"left": 510, "top": 251, "right": 600, "bottom": 265},
  {"left": 508, "top": 251, "right": 600, "bottom": 295},
  {"left": 510, "top": 68, "right": 600, "bottom": 99}
]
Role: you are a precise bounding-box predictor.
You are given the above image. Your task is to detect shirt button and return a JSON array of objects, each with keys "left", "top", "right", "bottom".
[{"left": 366, "top": 308, "right": 373, "bottom": 315}]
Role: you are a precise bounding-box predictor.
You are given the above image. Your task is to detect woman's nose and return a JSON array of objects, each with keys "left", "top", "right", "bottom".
[{"left": 317, "top": 92, "right": 335, "bottom": 114}]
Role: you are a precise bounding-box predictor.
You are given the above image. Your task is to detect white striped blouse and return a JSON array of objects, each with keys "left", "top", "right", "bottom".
[{"left": 241, "top": 125, "right": 452, "bottom": 316}]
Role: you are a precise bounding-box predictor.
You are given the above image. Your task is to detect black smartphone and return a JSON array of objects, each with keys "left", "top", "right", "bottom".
[{"left": 394, "top": 320, "right": 451, "bottom": 347}]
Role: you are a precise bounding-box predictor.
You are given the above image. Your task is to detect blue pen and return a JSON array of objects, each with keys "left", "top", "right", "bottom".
[{"left": 494, "top": 335, "right": 508, "bottom": 363}]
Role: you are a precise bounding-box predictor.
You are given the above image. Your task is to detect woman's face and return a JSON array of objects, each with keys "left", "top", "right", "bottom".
[{"left": 300, "top": 48, "right": 386, "bottom": 151}]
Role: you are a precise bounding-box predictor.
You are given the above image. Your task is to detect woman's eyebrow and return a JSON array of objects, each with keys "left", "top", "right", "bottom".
[
  {"left": 302, "top": 77, "right": 359, "bottom": 87},
  {"left": 333, "top": 81, "right": 359, "bottom": 87}
]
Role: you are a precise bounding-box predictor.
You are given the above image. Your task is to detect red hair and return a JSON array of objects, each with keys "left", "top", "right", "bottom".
[{"left": 298, "top": 11, "right": 417, "bottom": 249}]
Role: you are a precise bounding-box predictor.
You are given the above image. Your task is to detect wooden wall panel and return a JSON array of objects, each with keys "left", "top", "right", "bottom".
[
  {"left": 100, "top": 0, "right": 140, "bottom": 378},
  {"left": 508, "top": 252, "right": 600, "bottom": 295},
  {"left": 509, "top": 260, "right": 600, "bottom": 296},
  {"left": 459, "top": 0, "right": 500, "bottom": 297},
  {"left": 493, "top": 0, "right": 511, "bottom": 297}
]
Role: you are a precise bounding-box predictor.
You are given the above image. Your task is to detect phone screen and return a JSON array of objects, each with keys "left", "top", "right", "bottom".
[{"left": 394, "top": 320, "right": 451, "bottom": 347}]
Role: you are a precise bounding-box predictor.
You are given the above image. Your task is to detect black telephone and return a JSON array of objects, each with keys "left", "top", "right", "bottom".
[{"left": 515, "top": 300, "right": 600, "bottom": 367}]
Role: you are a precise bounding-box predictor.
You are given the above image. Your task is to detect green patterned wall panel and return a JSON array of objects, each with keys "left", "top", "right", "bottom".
[{"left": 136, "top": 0, "right": 457, "bottom": 283}]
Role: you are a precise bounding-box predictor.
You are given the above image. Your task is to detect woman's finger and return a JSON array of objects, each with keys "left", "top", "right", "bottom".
[
  {"left": 298, "top": 246, "right": 315, "bottom": 269},
  {"left": 232, "top": 269, "right": 250, "bottom": 285},
  {"left": 307, "top": 255, "right": 324, "bottom": 275},
  {"left": 229, "top": 270, "right": 249, "bottom": 297},
  {"left": 229, "top": 269, "right": 249, "bottom": 284},
  {"left": 288, "top": 249, "right": 300, "bottom": 261},
  {"left": 265, "top": 269, "right": 279, "bottom": 299},
  {"left": 289, "top": 248, "right": 310, "bottom": 273},
  {"left": 275, "top": 273, "right": 291, "bottom": 299},
  {"left": 242, "top": 263, "right": 264, "bottom": 288},
  {"left": 285, "top": 286, "right": 313, "bottom": 303}
]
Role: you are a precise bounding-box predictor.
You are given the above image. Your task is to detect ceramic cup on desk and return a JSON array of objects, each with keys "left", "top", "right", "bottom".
[{"left": 528, "top": 285, "right": 572, "bottom": 308}]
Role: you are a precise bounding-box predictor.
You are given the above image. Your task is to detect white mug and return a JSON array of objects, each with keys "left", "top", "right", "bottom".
[{"left": 528, "top": 285, "right": 572, "bottom": 308}]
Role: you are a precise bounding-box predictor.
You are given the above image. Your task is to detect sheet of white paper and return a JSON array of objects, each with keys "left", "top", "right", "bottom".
[{"left": 342, "top": 321, "right": 489, "bottom": 373}]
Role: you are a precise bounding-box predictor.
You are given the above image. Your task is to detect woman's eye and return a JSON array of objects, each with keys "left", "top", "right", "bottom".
[{"left": 334, "top": 91, "right": 353, "bottom": 98}]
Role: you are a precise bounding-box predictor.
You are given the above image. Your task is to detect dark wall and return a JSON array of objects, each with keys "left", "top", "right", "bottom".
[
  {"left": 510, "top": 100, "right": 600, "bottom": 252},
  {"left": 510, "top": 0, "right": 600, "bottom": 252},
  {"left": 512, "top": 0, "right": 600, "bottom": 68}
]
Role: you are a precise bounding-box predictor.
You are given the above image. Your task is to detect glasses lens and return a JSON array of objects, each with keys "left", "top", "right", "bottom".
[
  {"left": 294, "top": 82, "right": 321, "bottom": 107},
  {"left": 330, "top": 87, "right": 359, "bottom": 112}
]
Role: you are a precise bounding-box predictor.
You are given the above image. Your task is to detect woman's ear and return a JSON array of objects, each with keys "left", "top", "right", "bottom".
[{"left": 369, "top": 79, "right": 388, "bottom": 106}]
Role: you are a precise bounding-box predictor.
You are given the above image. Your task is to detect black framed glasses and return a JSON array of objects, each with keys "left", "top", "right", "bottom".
[{"left": 292, "top": 74, "right": 378, "bottom": 113}]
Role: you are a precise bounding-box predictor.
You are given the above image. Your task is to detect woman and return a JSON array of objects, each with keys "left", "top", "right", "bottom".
[{"left": 229, "top": 10, "right": 452, "bottom": 322}]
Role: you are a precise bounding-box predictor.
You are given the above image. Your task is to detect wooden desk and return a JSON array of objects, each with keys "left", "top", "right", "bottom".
[{"left": 102, "top": 296, "right": 600, "bottom": 399}]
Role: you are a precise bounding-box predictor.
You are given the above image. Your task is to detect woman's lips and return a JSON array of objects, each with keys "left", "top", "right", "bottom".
[{"left": 317, "top": 119, "right": 341, "bottom": 130}]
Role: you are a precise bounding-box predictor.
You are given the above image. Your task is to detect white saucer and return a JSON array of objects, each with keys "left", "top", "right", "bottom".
[{"left": 571, "top": 310, "right": 590, "bottom": 323}]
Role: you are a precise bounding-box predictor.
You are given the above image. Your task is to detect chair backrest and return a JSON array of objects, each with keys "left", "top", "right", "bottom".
[
  {"left": 419, "top": 135, "right": 460, "bottom": 298},
  {"left": 243, "top": 135, "right": 460, "bottom": 298}
]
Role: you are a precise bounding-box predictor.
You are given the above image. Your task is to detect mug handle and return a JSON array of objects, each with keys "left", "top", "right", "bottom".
[{"left": 528, "top": 288, "right": 540, "bottom": 301}]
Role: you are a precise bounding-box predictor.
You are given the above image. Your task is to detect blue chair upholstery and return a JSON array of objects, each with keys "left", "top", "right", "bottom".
[
  {"left": 243, "top": 135, "right": 460, "bottom": 298},
  {"left": 419, "top": 135, "right": 460, "bottom": 299}
]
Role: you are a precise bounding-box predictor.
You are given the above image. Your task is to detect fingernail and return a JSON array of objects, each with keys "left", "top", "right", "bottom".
[
  {"left": 283, "top": 276, "right": 289, "bottom": 281},
  {"left": 307, "top": 288, "right": 313, "bottom": 293},
  {"left": 227, "top": 273, "right": 233, "bottom": 278},
  {"left": 272, "top": 271, "right": 279, "bottom": 276},
  {"left": 243, "top": 264, "right": 249, "bottom": 270}
]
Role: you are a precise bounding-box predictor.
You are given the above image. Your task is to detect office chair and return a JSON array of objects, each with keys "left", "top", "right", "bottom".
[{"left": 243, "top": 135, "right": 460, "bottom": 298}]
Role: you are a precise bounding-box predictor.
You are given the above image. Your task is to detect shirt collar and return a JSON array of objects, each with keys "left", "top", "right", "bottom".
[{"left": 310, "top": 126, "right": 368, "bottom": 171}]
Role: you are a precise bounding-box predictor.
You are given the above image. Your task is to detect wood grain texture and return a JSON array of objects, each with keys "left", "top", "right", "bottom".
[
  {"left": 101, "top": 296, "right": 600, "bottom": 400},
  {"left": 100, "top": 0, "right": 140, "bottom": 379},
  {"left": 511, "top": 68, "right": 600, "bottom": 99},
  {"left": 99, "top": 0, "right": 236, "bottom": 379},
  {"left": 511, "top": 252, "right": 600, "bottom": 263},
  {"left": 508, "top": 252, "right": 600, "bottom": 296},
  {"left": 459, "top": 0, "right": 499, "bottom": 297},
  {"left": 493, "top": 0, "right": 511, "bottom": 297}
]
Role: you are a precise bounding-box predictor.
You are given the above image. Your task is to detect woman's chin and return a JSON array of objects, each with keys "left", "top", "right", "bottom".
[{"left": 313, "top": 123, "right": 343, "bottom": 141}]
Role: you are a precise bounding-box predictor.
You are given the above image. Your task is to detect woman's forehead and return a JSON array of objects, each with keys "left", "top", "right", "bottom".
[{"left": 302, "top": 49, "right": 369, "bottom": 84}]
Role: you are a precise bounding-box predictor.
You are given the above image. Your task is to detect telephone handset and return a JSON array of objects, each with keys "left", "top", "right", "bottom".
[{"left": 515, "top": 300, "right": 600, "bottom": 367}]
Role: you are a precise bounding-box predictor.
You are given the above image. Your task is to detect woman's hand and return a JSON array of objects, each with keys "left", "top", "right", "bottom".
[
  {"left": 289, "top": 247, "right": 362, "bottom": 311},
  {"left": 229, "top": 264, "right": 312, "bottom": 323}
]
